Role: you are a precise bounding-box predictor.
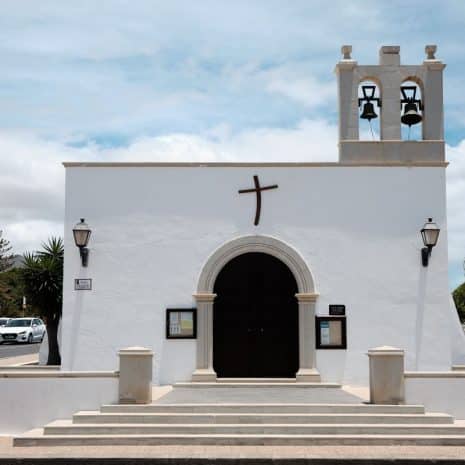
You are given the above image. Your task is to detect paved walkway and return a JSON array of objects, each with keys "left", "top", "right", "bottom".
[
  {"left": 0, "top": 353, "right": 38, "bottom": 367},
  {"left": 2, "top": 437, "right": 465, "bottom": 461},
  {"left": 157, "top": 386, "right": 364, "bottom": 404}
]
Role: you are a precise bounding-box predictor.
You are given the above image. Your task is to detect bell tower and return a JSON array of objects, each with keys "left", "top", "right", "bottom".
[{"left": 335, "top": 45, "right": 446, "bottom": 163}]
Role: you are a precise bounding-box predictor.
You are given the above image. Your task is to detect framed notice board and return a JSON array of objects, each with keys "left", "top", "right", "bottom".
[
  {"left": 315, "top": 316, "right": 347, "bottom": 349},
  {"left": 166, "top": 308, "right": 197, "bottom": 339}
]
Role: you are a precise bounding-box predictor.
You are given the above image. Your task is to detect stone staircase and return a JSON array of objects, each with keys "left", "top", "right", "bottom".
[{"left": 14, "top": 381, "right": 465, "bottom": 446}]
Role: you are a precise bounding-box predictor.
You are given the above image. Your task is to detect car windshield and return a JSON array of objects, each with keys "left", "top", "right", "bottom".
[
  {"left": 6, "top": 319, "right": 31, "bottom": 327},
  {"left": 0, "top": 319, "right": 8, "bottom": 325}
]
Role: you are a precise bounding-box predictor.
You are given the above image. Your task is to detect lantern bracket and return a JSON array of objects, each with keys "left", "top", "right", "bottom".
[
  {"left": 421, "top": 246, "right": 432, "bottom": 267},
  {"left": 79, "top": 247, "right": 89, "bottom": 267}
]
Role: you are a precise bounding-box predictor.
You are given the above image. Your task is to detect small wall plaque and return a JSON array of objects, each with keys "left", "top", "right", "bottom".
[
  {"left": 316, "top": 316, "right": 347, "bottom": 349},
  {"left": 74, "top": 279, "right": 92, "bottom": 290},
  {"left": 166, "top": 308, "right": 197, "bottom": 339},
  {"left": 329, "top": 304, "right": 346, "bottom": 316}
]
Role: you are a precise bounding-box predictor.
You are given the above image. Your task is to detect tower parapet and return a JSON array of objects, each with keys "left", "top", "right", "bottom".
[{"left": 335, "top": 45, "right": 446, "bottom": 163}]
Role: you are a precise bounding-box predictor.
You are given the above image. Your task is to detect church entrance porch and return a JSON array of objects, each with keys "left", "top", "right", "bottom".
[
  {"left": 213, "top": 252, "right": 299, "bottom": 378},
  {"left": 192, "top": 235, "right": 320, "bottom": 382}
]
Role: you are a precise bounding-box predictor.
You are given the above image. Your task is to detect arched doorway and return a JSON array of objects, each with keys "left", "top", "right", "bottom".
[
  {"left": 192, "top": 235, "right": 319, "bottom": 382},
  {"left": 213, "top": 252, "right": 299, "bottom": 378}
]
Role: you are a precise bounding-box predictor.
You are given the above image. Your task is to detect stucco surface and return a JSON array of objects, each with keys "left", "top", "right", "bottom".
[
  {"left": 0, "top": 375, "right": 118, "bottom": 434},
  {"left": 405, "top": 374, "right": 465, "bottom": 419},
  {"left": 61, "top": 165, "right": 464, "bottom": 385}
]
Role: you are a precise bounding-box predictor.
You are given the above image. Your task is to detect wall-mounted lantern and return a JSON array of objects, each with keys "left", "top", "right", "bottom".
[
  {"left": 73, "top": 218, "right": 91, "bottom": 267},
  {"left": 421, "top": 218, "right": 440, "bottom": 267}
]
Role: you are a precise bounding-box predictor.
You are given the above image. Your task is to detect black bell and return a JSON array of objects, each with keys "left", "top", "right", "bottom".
[
  {"left": 360, "top": 102, "right": 378, "bottom": 121},
  {"left": 401, "top": 101, "right": 422, "bottom": 126}
]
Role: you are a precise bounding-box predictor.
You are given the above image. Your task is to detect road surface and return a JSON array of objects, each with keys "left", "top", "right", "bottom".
[{"left": 0, "top": 342, "right": 40, "bottom": 359}]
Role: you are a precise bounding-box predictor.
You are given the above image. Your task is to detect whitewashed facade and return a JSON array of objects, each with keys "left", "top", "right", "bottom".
[{"left": 61, "top": 46, "right": 465, "bottom": 386}]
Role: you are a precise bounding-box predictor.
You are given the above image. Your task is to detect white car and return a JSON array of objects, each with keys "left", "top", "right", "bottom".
[
  {"left": 0, "top": 317, "right": 10, "bottom": 327},
  {"left": 0, "top": 318, "right": 46, "bottom": 344}
]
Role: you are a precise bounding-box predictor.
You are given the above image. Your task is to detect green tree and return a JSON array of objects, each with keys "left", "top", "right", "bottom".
[
  {"left": 22, "top": 237, "right": 63, "bottom": 365},
  {"left": 0, "top": 268, "right": 26, "bottom": 317},
  {"left": 453, "top": 282, "right": 465, "bottom": 323},
  {"left": 0, "top": 231, "right": 14, "bottom": 272}
]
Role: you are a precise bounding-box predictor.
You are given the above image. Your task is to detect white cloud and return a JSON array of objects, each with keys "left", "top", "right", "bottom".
[
  {"left": 265, "top": 68, "right": 335, "bottom": 109},
  {"left": 6, "top": 220, "right": 64, "bottom": 255},
  {"left": 0, "top": 120, "right": 337, "bottom": 253},
  {"left": 2, "top": 1, "right": 464, "bottom": 142}
]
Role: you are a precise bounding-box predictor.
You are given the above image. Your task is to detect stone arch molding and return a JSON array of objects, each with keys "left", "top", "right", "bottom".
[
  {"left": 197, "top": 235, "right": 316, "bottom": 294},
  {"left": 192, "top": 235, "right": 320, "bottom": 383}
]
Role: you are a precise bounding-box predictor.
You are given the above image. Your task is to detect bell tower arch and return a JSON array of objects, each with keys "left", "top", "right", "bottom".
[{"left": 335, "top": 45, "right": 446, "bottom": 163}]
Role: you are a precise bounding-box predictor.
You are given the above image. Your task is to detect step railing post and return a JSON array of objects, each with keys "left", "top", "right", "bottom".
[
  {"left": 368, "top": 346, "right": 405, "bottom": 405},
  {"left": 118, "top": 347, "right": 153, "bottom": 404}
]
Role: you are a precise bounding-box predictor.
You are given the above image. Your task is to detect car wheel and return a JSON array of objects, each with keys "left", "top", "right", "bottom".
[{"left": 27, "top": 334, "right": 33, "bottom": 344}]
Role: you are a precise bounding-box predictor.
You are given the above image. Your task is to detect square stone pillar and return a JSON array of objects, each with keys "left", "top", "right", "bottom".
[
  {"left": 295, "top": 293, "right": 320, "bottom": 382},
  {"left": 368, "top": 346, "right": 405, "bottom": 405},
  {"left": 378, "top": 46, "right": 402, "bottom": 141},
  {"left": 335, "top": 46, "right": 359, "bottom": 141},
  {"left": 192, "top": 293, "right": 217, "bottom": 382},
  {"left": 118, "top": 347, "right": 153, "bottom": 404},
  {"left": 423, "top": 57, "right": 446, "bottom": 140}
]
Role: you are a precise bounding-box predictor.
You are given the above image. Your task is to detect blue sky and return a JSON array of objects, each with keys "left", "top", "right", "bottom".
[{"left": 0, "top": 0, "right": 464, "bottom": 288}]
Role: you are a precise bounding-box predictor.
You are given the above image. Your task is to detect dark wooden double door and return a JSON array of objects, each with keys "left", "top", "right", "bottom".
[{"left": 213, "top": 252, "right": 299, "bottom": 378}]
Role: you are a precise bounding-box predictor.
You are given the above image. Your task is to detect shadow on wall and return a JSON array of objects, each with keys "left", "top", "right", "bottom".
[
  {"left": 415, "top": 266, "right": 427, "bottom": 370},
  {"left": 450, "top": 295, "right": 465, "bottom": 365},
  {"left": 39, "top": 319, "right": 62, "bottom": 366}
]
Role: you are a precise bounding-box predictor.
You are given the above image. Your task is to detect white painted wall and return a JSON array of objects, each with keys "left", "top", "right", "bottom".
[
  {"left": 61, "top": 164, "right": 463, "bottom": 385},
  {"left": 0, "top": 374, "right": 118, "bottom": 434},
  {"left": 405, "top": 373, "right": 465, "bottom": 419}
]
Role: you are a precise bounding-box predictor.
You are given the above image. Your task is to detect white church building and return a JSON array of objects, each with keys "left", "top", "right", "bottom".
[{"left": 61, "top": 45, "right": 465, "bottom": 387}]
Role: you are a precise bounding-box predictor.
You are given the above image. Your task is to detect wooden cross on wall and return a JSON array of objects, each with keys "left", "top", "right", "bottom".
[{"left": 238, "top": 175, "right": 278, "bottom": 226}]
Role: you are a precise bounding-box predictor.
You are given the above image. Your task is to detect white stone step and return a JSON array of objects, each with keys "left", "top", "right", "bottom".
[
  {"left": 43, "top": 419, "right": 465, "bottom": 436},
  {"left": 159, "top": 384, "right": 359, "bottom": 404},
  {"left": 14, "top": 432, "right": 465, "bottom": 446},
  {"left": 72, "top": 411, "right": 453, "bottom": 425},
  {"left": 100, "top": 403, "right": 425, "bottom": 414},
  {"left": 217, "top": 378, "right": 297, "bottom": 383},
  {"left": 174, "top": 382, "right": 341, "bottom": 388},
  {"left": 452, "top": 365, "right": 465, "bottom": 371}
]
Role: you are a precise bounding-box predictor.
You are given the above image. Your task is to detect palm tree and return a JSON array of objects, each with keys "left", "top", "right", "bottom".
[{"left": 22, "top": 237, "right": 63, "bottom": 365}]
